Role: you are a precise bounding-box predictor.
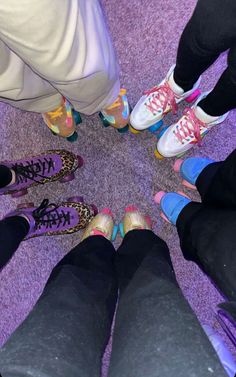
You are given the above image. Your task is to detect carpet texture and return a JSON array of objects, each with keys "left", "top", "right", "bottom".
[{"left": 0, "top": 0, "right": 235, "bottom": 365}]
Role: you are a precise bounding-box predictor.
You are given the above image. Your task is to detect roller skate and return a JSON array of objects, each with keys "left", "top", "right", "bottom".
[
  {"left": 43, "top": 98, "right": 82, "bottom": 142},
  {"left": 154, "top": 191, "right": 191, "bottom": 225},
  {"left": 173, "top": 157, "right": 215, "bottom": 190},
  {"left": 155, "top": 92, "right": 229, "bottom": 159},
  {"left": 130, "top": 65, "right": 201, "bottom": 134},
  {"left": 0, "top": 150, "right": 83, "bottom": 198},
  {"left": 5, "top": 197, "right": 97, "bottom": 239},
  {"left": 119, "top": 205, "right": 152, "bottom": 237},
  {"left": 99, "top": 88, "right": 130, "bottom": 134},
  {"left": 81, "top": 208, "right": 118, "bottom": 241}
]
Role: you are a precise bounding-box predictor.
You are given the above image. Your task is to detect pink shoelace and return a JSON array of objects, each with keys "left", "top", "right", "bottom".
[
  {"left": 144, "top": 82, "right": 178, "bottom": 115},
  {"left": 174, "top": 108, "right": 207, "bottom": 145}
]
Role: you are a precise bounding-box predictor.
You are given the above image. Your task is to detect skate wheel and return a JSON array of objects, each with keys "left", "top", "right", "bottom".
[
  {"left": 182, "top": 180, "right": 197, "bottom": 190},
  {"left": 112, "top": 224, "right": 119, "bottom": 241},
  {"left": 117, "top": 125, "right": 129, "bottom": 134},
  {"left": 101, "top": 208, "right": 113, "bottom": 217},
  {"left": 72, "top": 110, "right": 82, "bottom": 125},
  {"left": 67, "top": 132, "right": 78, "bottom": 143},
  {"left": 67, "top": 196, "right": 84, "bottom": 203},
  {"left": 125, "top": 205, "right": 139, "bottom": 213},
  {"left": 129, "top": 125, "right": 141, "bottom": 134},
  {"left": 154, "top": 191, "right": 165, "bottom": 204},
  {"left": 154, "top": 149, "right": 164, "bottom": 160},
  {"left": 119, "top": 222, "right": 125, "bottom": 238},
  {"left": 185, "top": 89, "right": 201, "bottom": 103},
  {"left": 173, "top": 159, "right": 183, "bottom": 173},
  {"left": 145, "top": 215, "right": 152, "bottom": 228},
  {"left": 77, "top": 155, "right": 84, "bottom": 168},
  {"left": 99, "top": 112, "right": 110, "bottom": 128},
  {"left": 11, "top": 189, "right": 28, "bottom": 198},
  {"left": 160, "top": 212, "right": 171, "bottom": 224},
  {"left": 90, "top": 204, "right": 98, "bottom": 216},
  {"left": 17, "top": 202, "right": 34, "bottom": 209},
  {"left": 176, "top": 152, "right": 186, "bottom": 158},
  {"left": 59, "top": 172, "right": 75, "bottom": 183},
  {"left": 177, "top": 191, "right": 191, "bottom": 199},
  {"left": 157, "top": 125, "right": 169, "bottom": 140},
  {"left": 149, "top": 120, "right": 163, "bottom": 133}
]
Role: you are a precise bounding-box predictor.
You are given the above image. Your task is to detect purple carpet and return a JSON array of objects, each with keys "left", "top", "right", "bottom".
[{"left": 0, "top": 0, "right": 235, "bottom": 364}]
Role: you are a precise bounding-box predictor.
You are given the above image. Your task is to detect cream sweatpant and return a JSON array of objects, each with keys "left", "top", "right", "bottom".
[{"left": 0, "top": 0, "right": 120, "bottom": 114}]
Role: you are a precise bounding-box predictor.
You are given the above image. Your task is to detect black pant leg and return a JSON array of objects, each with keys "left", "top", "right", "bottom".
[
  {"left": 0, "top": 216, "right": 29, "bottom": 269},
  {"left": 0, "top": 236, "right": 117, "bottom": 377},
  {"left": 108, "top": 230, "right": 226, "bottom": 377}
]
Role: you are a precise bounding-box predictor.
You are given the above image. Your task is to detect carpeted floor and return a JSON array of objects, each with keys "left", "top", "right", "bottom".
[{"left": 0, "top": 0, "right": 235, "bottom": 364}]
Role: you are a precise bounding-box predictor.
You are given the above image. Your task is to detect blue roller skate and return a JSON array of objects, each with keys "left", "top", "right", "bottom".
[{"left": 154, "top": 191, "right": 191, "bottom": 225}]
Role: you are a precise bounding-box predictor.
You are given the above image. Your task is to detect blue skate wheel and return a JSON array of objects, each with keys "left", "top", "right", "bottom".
[
  {"left": 67, "top": 132, "right": 78, "bottom": 143},
  {"left": 157, "top": 125, "right": 169, "bottom": 139},
  {"left": 112, "top": 224, "right": 119, "bottom": 241},
  {"left": 119, "top": 222, "right": 125, "bottom": 238},
  {"left": 72, "top": 110, "right": 82, "bottom": 125},
  {"left": 117, "top": 125, "right": 129, "bottom": 134},
  {"left": 149, "top": 120, "right": 163, "bottom": 133}
]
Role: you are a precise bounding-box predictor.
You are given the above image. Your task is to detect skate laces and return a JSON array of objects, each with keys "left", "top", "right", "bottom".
[
  {"left": 13, "top": 157, "right": 55, "bottom": 185},
  {"left": 47, "top": 106, "right": 64, "bottom": 120},
  {"left": 33, "top": 199, "right": 71, "bottom": 230},
  {"left": 174, "top": 108, "right": 206, "bottom": 144},
  {"left": 106, "top": 89, "right": 127, "bottom": 110},
  {"left": 144, "top": 82, "right": 178, "bottom": 115}
]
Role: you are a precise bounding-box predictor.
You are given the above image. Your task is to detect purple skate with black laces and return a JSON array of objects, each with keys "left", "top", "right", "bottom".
[{"left": 0, "top": 150, "right": 84, "bottom": 198}]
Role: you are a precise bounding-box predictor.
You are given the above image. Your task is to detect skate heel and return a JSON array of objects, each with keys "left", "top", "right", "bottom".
[
  {"left": 11, "top": 188, "right": 28, "bottom": 198},
  {"left": 185, "top": 89, "right": 201, "bottom": 103}
]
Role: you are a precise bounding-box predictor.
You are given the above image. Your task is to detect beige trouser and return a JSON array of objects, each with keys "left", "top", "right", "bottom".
[{"left": 0, "top": 0, "right": 120, "bottom": 114}]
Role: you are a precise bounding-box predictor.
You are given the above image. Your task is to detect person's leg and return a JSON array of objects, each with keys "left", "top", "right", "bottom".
[
  {"left": 108, "top": 230, "right": 227, "bottom": 377},
  {"left": 0, "top": 216, "right": 29, "bottom": 269},
  {"left": 0, "top": 235, "right": 117, "bottom": 377}
]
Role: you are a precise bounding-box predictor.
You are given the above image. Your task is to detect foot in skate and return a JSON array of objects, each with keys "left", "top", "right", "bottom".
[
  {"left": 156, "top": 93, "right": 229, "bottom": 158},
  {"left": 130, "top": 65, "right": 201, "bottom": 132},
  {"left": 100, "top": 88, "right": 130, "bottom": 132},
  {"left": 81, "top": 208, "right": 118, "bottom": 242},
  {"left": 119, "top": 205, "right": 152, "bottom": 237},
  {"left": 5, "top": 198, "right": 96, "bottom": 239},
  {"left": 0, "top": 150, "right": 83, "bottom": 198},
  {"left": 154, "top": 191, "right": 191, "bottom": 225}
]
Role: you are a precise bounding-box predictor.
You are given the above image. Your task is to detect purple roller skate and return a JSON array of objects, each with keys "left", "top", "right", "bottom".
[
  {"left": 154, "top": 191, "right": 191, "bottom": 225},
  {"left": 0, "top": 150, "right": 84, "bottom": 198}
]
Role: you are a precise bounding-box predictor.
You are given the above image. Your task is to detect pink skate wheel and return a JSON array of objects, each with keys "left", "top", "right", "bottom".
[
  {"left": 77, "top": 155, "right": 84, "bottom": 168},
  {"left": 67, "top": 196, "right": 84, "bottom": 203},
  {"left": 173, "top": 159, "right": 183, "bottom": 173},
  {"left": 154, "top": 191, "right": 165, "bottom": 204},
  {"left": 160, "top": 212, "right": 171, "bottom": 224},
  {"left": 90, "top": 204, "right": 98, "bottom": 216},
  {"left": 17, "top": 202, "right": 34, "bottom": 209},
  {"left": 145, "top": 215, "right": 152, "bottom": 228},
  {"left": 101, "top": 208, "right": 113, "bottom": 217},
  {"left": 11, "top": 189, "right": 28, "bottom": 198},
  {"left": 177, "top": 191, "right": 191, "bottom": 199},
  {"left": 59, "top": 172, "right": 75, "bottom": 183},
  {"left": 182, "top": 180, "right": 197, "bottom": 190},
  {"left": 125, "top": 205, "right": 139, "bottom": 213},
  {"left": 185, "top": 89, "right": 201, "bottom": 103}
]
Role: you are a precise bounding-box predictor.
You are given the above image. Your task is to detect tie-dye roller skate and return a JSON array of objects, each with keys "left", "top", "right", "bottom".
[
  {"left": 43, "top": 98, "right": 82, "bottom": 142},
  {"left": 173, "top": 157, "right": 215, "bottom": 190},
  {"left": 154, "top": 191, "right": 191, "bottom": 225},
  {"left": 130, "top": 65, "right": 201, "bottom": 135},
  {"left": 81, "top": 208, "right": 118, "bottom": 241},
  {"left": 155, "top": 92, "right": 229, "bottom": 159},
  {"left": 119, "top": 205, "right": 152, "bottom": 237},
  {"left": 99, "top": 88, "right": 130, "bottom": 133},
  {"left": 0, "top": 150, "right": 83, "bottom": 198},
  {"left": 5, "top": 197, "right": 97, "bottom": 240}
]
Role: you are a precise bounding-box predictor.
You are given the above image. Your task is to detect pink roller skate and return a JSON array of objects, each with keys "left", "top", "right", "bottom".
[
  {"left": 119, "top": 205, "right": 152, "bottom": 237},
  {"left": 81, "top": 208, "right": 118, "bottom": 241},
  {"left": 130, "top": 65, "right": 201, "bottom": 134},
  {"left": 5, "top": 197, "right": 97, "bottom": 239},
  {"left": 0, "top": 150, "right": 83, "bottom": 198}
]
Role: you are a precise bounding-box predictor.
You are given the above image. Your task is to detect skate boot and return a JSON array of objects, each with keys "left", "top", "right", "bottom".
[
  {"left": 81, "top": 208, "right": 118, "bottom": 242},
  {"left": 155, "top": 92, "right": 229, "bottom": 159},
  {"left": 173, "top": 157, "right": 215, "bottom": 190},
  {"left": 130, "top": 65, "right": 201, "bottom": 134},
  {"left": 5, "top": 197, "right": 97, "bottom": 239},
  {"left": 0, "top": 150, "right": 83, "bottom": 198},
  {"left": 119, "top": 205, "right": 152, "bottom": 237},
  {"left": 99, "top": 88, "right": 130, "bottom": 133},
  {"left": 43, "top": 99, "right": 82, "bottom": 142},
  {"left": 154, "top": 191, "right": 191, "bottom": 225}
]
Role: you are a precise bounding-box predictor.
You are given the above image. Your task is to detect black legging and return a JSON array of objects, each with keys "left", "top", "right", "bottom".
[{"left": 174, "top": 0, "right": 236, "bottom": 116}]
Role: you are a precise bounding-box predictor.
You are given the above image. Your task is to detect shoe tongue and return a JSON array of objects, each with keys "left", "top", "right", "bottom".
[{"left": 168, "top": 72, "right": 184, "bottom": 96}]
